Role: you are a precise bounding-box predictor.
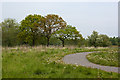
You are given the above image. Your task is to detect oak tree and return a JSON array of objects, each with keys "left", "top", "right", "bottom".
[
  {"left": 43, "top": 14, "right": 67, "bottom": 46},
  {"left": 55, "top": 25, "right": 83, "bottom": 47},
  {"left": 18, "top": 14, "right": 44, "bottom": 46}
]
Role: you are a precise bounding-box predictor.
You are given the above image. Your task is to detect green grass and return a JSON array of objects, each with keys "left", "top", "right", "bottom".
[
  {"left": 87, "top": 47, "right": 118, "bottom": 67},
  {"left": 2, "top": 46, "right": 119, "bottom": 78}
]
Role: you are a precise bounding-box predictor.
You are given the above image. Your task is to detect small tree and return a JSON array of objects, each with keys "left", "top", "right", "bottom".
[
  {"left": 96, "top": 34, "right": 111, "bottom": 47},
  {"left": 55, "top": 25, "right": 83, "bottom": 47},
  {"left": 109, "top": 37, "right": 118, "bottom": 45},
  {"left": 88, "top": 31, "right": 111, "bottom": 47},
  {"left": 88, "top": 31, "right": 99, "bottom": 47},
  {"left": 1, "top": 18, "right": 19, "bottom": 46}
]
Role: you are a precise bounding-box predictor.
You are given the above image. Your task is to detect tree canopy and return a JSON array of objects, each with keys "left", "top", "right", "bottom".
[
  {"left": 43, "top": 14, "right": 67, "bottom": 46},
  {"left": 18, "top": 14, "right": 44, "bottom": 46},
  {"left": 88, "top": 31, "right": 111, "bottom": 47},
  {"left": 88, "top": 31, "right": 99, "bottom": 47},
  {"left": 55, "top": 25, "right": 83, "bottom": 47},
  {"left": 1, "top": 18, "right": 19, "bottom": 46},
  {"left": 1, "top": 14, "right": 117, "bottom": 47}
]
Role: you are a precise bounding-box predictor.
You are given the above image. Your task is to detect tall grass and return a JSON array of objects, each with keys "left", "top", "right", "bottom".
[{"left": 2, "top": 46, "right": 118, "bottom": 78}]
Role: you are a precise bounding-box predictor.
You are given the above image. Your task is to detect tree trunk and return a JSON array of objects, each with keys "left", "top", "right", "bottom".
[
  {"left": 32, "top": 35, "right": 35, "bottom": 46},
  {"left": 32, "top": 30, "right": 36, "bottom": 46},
  {"left": 33, "top": 38, "right": 35, "bottom": 46},
  {"left": 94, "top": 44, "right": 97, "bottom": 48},
  {"left": 62, "top": 40, "right": 65, "bottom": 47},
  {"left": 95, "top": 46, "right": 97, "bottom": 48},
  {"left": 47, "top": 37, "right": 50, "bottom": 47}
]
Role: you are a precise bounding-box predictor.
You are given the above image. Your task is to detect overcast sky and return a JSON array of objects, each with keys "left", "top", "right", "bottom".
[{"left": 1, "top": 2, "right": 118, "bottom": 38}]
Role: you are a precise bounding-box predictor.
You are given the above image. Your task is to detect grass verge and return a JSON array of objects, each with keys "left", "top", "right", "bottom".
[{"left": 86, "top": 47, "right": 118, "bottom": 67}]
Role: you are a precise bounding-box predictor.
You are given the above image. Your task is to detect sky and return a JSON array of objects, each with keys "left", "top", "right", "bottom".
[{"left": 1, "top": 2, "right": 118, "bottom": 38}]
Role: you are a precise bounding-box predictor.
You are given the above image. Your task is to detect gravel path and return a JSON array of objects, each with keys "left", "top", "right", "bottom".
[{"left": 62, "top": 52, "right": 119, "bottom": 73}]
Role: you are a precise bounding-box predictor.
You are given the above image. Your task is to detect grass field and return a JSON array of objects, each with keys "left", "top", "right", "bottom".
[
  {"left": 2, "top": 46, "right": 119, "bottom": 78},
  {"left": 87, "top": 47, "right": 118, "bottom": 67}
]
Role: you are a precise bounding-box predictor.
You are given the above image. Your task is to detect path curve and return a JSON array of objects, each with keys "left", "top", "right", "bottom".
[{"left": 62, "top": 52, "right": 119, "bottom": 73}]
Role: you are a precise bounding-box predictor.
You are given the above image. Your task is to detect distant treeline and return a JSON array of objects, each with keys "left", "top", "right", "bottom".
[{"left": 0, "top": 14, "right": 119, "bottom": 47}]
